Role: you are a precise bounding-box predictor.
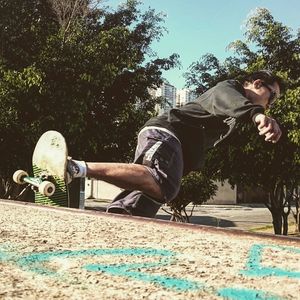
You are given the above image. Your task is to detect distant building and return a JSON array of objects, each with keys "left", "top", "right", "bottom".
[
  {"left": 176, "top": 88, "right": 197, "bottom": 107},
  {"left": 150, "top": 82, "right": 199, "bottom": 114},
  {"left": 152, "top": 81, "right": 177, "bottom": 114}
]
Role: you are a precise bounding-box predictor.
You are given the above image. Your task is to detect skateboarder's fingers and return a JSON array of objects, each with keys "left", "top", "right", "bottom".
[
  {"left": 264, "top": 125, "right": 282, "bottom": 143},
  {"left": 264, "top": 132, "right": 276, "bottom": 142},
  {"left": 270, "top": 127, "right": 282, "bottom": 143},
  {"left": 258, "top": 122, "right": 272, "bottom": 135},
  {"left": 258, "top": 118, "right": 276, "bottom": 135},
  {"left": 256, "top": 114, "right": 271, "bottom": 130}
]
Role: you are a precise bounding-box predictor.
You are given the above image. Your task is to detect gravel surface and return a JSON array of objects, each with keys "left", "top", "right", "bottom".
[{"left": 0, "top": 200, "right": 299, "bottom": 300}]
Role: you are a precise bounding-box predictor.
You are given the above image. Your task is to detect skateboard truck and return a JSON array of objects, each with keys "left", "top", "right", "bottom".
[{"left": 13, "top": 170, "right": 56, "bottom": 197}]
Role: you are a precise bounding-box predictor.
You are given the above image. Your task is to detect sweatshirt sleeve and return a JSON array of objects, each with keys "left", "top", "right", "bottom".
[{"left": 199, "top": 80, "right": 265, "bottom": 122}]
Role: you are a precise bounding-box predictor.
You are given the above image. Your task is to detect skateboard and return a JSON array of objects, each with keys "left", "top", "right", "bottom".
[{"left": 13, "top": 130, "right": 70, "bottom": 207}]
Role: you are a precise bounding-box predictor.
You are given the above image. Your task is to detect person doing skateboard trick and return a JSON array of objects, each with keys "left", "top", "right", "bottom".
[{"left": 67, "top": 70, "right": 283, "bottom": 218}]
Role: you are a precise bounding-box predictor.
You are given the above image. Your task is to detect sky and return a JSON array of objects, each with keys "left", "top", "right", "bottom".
[{"left": 106, "top": 0, "right": 300, "bottom": 89}]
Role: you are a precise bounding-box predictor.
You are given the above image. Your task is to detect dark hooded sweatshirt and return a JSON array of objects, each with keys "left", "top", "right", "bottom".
[{"left": 143, "top": 79, "right": 265, "bottom": 174}]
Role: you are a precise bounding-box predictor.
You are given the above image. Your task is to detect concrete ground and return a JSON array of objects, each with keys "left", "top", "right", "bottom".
[
  {"left": 1, "top": 199, "right": 299, "bottom": 300},
  {"left": 84, "top": 199, "right": 294, "bottom": 233}
]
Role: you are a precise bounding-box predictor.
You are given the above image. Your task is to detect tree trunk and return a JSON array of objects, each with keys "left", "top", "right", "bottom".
[
  {"left": 297, "top": 211, "right": 300, "bottom": 233},
  {"left": 271, "top": 210, "right": 283, "bottom": 235},
  {"left": 293, "top": 187, "right": 300, "bottom": 233},
  {"left": 266, "top": 181, "right": 286, "bottom": 235},
  {"left": 266, "top": 181, "right": 298, "bottom": 236},
  {"left": 282, "top": 213, "right": 289, "bottom": 235}
]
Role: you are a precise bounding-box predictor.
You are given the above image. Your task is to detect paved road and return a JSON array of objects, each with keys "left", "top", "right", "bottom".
[{"left": 84, "top": 199, "right": 291, "bottom": 232}]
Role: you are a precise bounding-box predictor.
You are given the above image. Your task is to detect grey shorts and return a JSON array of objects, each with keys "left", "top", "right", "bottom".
[{"left": 134, "top": 127, "right": 183, "bottom": 202}]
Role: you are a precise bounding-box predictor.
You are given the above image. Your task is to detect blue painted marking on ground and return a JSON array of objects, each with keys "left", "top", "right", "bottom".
[
  {"left": 85, "top": 261, "right": 202, "bottom": 291},
  {"left": 3, "top": 246, "right": 202, "bottom": 291},
  {"left": 1, "top": 243, "right": 300, "bottom": 298},
  {"left": 0, "top": 250, "right": 11, "bottom": 262},
  {"left": 16, "top": 248, "right": 173, "bottom": 275},
  {"left": 241, "top": 244, "right": 300, "bottom": 278},
  {"left": 218, "top": 287, "right": 283, "bottom": 300}
]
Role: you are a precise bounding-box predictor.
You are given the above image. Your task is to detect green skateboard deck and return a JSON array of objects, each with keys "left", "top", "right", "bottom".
[{"left": 13, "top": 131, "right": 70, "bottom": 207}]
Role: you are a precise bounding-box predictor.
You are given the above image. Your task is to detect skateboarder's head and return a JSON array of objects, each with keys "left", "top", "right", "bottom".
[{"left": 242, "top": 70, "right": 284, "bottom": 109}]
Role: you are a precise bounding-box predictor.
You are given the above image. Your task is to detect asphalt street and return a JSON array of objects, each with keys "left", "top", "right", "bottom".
[{"left": 84, "top": 199, "right": 291, "bottom": 232}]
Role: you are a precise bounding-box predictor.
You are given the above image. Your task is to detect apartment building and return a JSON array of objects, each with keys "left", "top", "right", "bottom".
[
  {"left": 176, "top": 88, "right": 197, "bottom": 107},
  {"left": 152, "top": 81, "right": 177, "bottom": 114},
  {"left": 150, "top": 81, "right": 197, "bottom": 114}
]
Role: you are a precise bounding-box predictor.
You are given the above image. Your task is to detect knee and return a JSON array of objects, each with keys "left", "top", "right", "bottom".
[
  {"left": 144, "top": 166, "right": 181, "bottom": 202},
  {"left": 164, "top": 185, "right": 180, "bottom": 202}
]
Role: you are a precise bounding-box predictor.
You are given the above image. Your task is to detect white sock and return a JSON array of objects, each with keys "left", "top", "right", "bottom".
[{"left": 72, "top": 159, "right": 87, "bottom": 177}]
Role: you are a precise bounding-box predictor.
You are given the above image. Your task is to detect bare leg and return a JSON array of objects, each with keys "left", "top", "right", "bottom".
[{"left": 86, "top": 162, "right": 163, "bottom": 200}]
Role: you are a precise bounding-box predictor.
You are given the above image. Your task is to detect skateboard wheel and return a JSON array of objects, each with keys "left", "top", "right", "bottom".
[
  {"left": 13, "top": 170, "right": 29, "bottom": 184},
  {"left": 39, "top": 181, "right": 55, "bottom": 197}
]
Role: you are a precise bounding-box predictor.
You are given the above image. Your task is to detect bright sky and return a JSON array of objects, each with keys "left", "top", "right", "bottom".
[{"left": 107, "top": 0, "right": 300, "bottom": 89}]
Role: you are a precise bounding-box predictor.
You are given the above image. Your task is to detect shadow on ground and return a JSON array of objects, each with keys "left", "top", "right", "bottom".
[
  {"left": 85, "top": 205, "right": 237, "bottom": 227},
  {"left": 155, "top": 214, "right": 236, "bottom": 227}
]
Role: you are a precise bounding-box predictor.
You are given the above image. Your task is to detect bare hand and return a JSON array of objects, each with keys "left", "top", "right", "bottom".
[{"left": 254, "top": 114, "right": 282, "bottom": 143}]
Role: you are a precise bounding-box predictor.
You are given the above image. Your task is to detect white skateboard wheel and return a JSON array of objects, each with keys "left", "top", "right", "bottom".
[
  {"left": 39, "top": 181, "right": 55, "bottom": 197},
  {"left": 13, "top": 170, "right": 29, "bottom": 184}
]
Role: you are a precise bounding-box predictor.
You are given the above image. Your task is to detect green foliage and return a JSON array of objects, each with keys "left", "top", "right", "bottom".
[
  {"left": 0, "top": 0, "right": 179, "bottom": 198},
  {"left": 0, "top": 0, "right": 58, "bottom": 69},
  {"left": 167, "top": 171, "right": 217, "bottom": 222},
  {"left": 0, "top": 65, "right": 45, "bottom": 175},
  {"left": 172, "top": 171, "right": 217, "bottom": 208},
  {"left": 184, "top": 54, "right": 228, "bottom": 95}
]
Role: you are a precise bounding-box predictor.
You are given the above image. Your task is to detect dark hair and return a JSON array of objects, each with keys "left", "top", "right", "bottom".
[{"left": 242, "top": 70, "right": 285, "bottom": 92}]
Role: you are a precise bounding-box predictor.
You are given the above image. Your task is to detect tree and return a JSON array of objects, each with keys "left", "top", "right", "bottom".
[
  {"left": 0, "top": 0, "right": 59, "bottom": 68},
  {"left": 0, "top": 0, "right": 179, "bottom": 199},
  {"left": 184, "top": 8, "right": 300, "bottom": 235}
]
